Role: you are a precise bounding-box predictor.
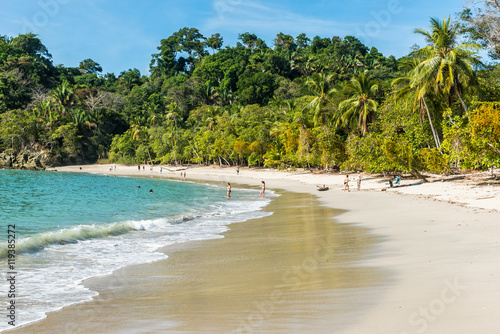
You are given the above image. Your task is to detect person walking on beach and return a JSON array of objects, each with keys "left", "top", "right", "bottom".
[
  {"left": 236, "top": 167, "right": 239, "bottom": 175},
  {"left": 260, "top": 181, "right": 265, "bottom": 198},
  {"left": 357, "top": 173, "right": 362, "bottom": 191},
  {"left": 343, "top": 175, "right": 350, "bottom": 192},
  {"left": 138, "top": 165, "right": 140, "bottom": 172},
  {"left": 227, "top": 183, "right": 231, "bottom": 198}
]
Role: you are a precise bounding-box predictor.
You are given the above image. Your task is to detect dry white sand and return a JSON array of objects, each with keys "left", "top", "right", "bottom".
[{"left": 14, "top": 164, "right": 500, "bottom": 333}]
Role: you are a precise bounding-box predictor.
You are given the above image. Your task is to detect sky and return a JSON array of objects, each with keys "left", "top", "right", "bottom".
[{"left": 0, "top": 0, "right": 469, "bottom": 75}]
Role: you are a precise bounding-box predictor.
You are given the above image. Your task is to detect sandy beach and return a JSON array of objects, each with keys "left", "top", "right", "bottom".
[{"left": 8, "top": 164, "right": 500, "bottom": 333}]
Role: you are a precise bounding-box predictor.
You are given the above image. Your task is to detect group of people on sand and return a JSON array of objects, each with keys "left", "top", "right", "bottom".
[
  {"left": 180, "top": 172, "right": 187, "bottom": 181},
  {"left": 136, "top": 165, "right": 156, "bottom": 172},
  {"left": 387, "top": 175, "right": 401, "bottom": 188},
  {"left": 342, "top": 173, "right": 403, "bottom": 191},
  {"left": 343, "top": 173, "right": 362, "bottom": 192},
  {"left": 227, "top": 181, "right": 265, "bottom": 199}
]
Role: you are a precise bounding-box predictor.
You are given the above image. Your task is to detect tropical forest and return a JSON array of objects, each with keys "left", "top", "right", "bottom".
[{"left": 1, "top": 10, "right": 499, "bottom": 175}]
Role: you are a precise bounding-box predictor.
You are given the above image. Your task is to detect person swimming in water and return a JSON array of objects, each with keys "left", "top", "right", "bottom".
[{"left": 227, "top": 183, "right": 231, "bottom": 198}]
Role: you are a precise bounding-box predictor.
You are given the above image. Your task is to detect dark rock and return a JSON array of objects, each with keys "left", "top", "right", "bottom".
[
  {"left": 0, "top": 152, "right": 13, "bottom": 168},
  {"left": 0, "top": 150, "right": 51, "bottom": 170}
]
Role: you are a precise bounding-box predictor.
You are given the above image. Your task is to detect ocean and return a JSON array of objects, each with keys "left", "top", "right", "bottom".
[{"left": 0, "top": 169, "right": 274, "bottom": 331}]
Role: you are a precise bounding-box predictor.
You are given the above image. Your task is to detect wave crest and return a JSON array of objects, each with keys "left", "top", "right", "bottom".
[{"left": 0, "top": 222, "right": 135, "bottom": 259}]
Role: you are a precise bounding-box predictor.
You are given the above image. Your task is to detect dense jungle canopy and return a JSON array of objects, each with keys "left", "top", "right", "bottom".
[{"left": 1, "top": 12, "right": 500, "bottom": 174}]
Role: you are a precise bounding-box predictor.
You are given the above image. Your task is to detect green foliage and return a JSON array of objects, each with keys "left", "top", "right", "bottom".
[
  {"left": 342, "top": 133, "right": 448, "bottom": 174},
  {"left": 0, "top": 109, "right": 36, "bottom": 151},
  {"left": 342, "top": 134, "right": 387, "bottom": 172},
  {"left": 1, "top": 22, "right": 497, "bottom": 175},
  {"left": 206, "top": 33, "right": 224, "bottom": 54},
  {"left": 237, "top": 71, "right": 277, "bottom": 105},
  {"left": 0, "top": 73, "right": 31, "bottom": 112},
  {"left": 418, "top": 148, "right": 449, "bottom": 173},
  {"left": 109, "top": 131, "right": 137, "bottom": 163},
  {"left": 79, "top": 58, "right": 102, "bottom": 74},
  {"left": 51, "top": 123, "right": 81, "bottom": 161},
  {"left": 442, "top": 102, "right": 500, "bottom": 170}
]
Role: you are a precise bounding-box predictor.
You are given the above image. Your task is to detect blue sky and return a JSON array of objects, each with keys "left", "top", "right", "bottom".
[{"left": 1, "top": 0, "right": 468, "bottom": 75}]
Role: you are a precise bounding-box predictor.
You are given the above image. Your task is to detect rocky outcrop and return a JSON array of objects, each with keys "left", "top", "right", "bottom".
[{"left": 0, "top": 150, "right": 51, "bottom": 170}]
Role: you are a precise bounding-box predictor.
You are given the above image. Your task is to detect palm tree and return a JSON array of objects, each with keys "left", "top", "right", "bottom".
[
  {"left": 392, "top": 58, "right": 442, "bottom": 149},
  {"left": 217, "top": 87, "right": 234, "bottom": 106},
  {"left": 204, "top": 106, "right": 220, "bottom": 130},
  {"left": 305, "top": 72, "right": 337, "bottom": 126},
  {"left": 146, "top": 103, "right": 161, "bottom": 127},
  {"left": 413, "top": 16, "right": 481, "bottom": 114},
  {"left": 50, "top": 82, "right": 76, "bottom": 113},
  {"left": 165, "top": 103, "right": 182, "bottom": 165},
  {"left": 129, "top": 117, "right": 153, "bottom": 165},
  {"left": 70, "top": 108, "right": 97, "bottom": 132},
  {"left": 336, "top": 71, "right": 378, "bottom": 135},
  {"left": 199, "top": 84, "right": 217, "bottom": 105}
]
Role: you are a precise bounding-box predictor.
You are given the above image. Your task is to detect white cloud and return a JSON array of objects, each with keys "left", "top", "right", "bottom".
[{"left": 205, "top": 0, "right": 351, "bottom": 40}]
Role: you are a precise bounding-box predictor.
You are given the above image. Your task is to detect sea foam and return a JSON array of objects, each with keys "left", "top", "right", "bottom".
[{"left": 0, "top": 186, "right": 275, "bottom": 332}]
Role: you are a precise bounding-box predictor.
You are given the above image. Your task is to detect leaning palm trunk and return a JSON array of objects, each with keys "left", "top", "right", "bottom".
[
  {"left": 422, "top": 97, "right": 441, "bottom": 149},
  {"left": 454, "top": 83, "right": 469, "bottom": 115},
  {"left": 170, "top": 137, "right": 178, "bottom": 165},
  {"left": 358, "top": 105, "right": 364, "bottom": 134},
  {"left": 187, "top": 139, "right": 201, "bottom": 160},
  {"left": 147, "top": 146, "right": 153, "bottom": 165}
]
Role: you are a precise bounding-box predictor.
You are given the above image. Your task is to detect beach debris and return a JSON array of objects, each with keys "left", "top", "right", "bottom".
[
  {"left": 317, "top": 185, "right": 329, "bottom": 191},
  {"left": 476, "top": 196, "right": 495, "bottom": 200}
]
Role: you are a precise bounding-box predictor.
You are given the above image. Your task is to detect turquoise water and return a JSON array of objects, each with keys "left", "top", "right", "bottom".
[
  {"left": 0, "top": 170, "right": 224, "bottom": 236},
  {"left": 0, "top": 169, "right": 273, "bottom": 331}
]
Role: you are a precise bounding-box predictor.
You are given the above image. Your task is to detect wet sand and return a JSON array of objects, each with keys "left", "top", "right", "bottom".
[{"left": 9, "top": 191, "right": 386, "bottom": 334}]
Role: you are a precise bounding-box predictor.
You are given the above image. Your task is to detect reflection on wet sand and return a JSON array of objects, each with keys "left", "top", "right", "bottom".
[{"left": 10, "top": 191, "right": 387, "bottom": 334}]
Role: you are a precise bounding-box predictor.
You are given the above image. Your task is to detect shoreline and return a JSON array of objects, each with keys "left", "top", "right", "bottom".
[
  {"left": 8, "top": 172, "right": 387, "bottom": 334},
  {"left": 7, "top": 164, "right": 500, "bottom": 333},
  {"left": 49, "top": 164, "right": 500, "bottom": 212}
]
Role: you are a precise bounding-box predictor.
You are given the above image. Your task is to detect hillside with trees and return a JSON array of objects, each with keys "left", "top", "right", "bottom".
[{"left": 1, "top": 13, "right": 499, "bottom": 174}]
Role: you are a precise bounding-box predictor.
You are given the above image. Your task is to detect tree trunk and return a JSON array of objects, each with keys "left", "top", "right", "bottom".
[
  {"left": 222, "top": 156, "right": 231, "bottom": 166},
  {"left": 422, "top": 97, "right": 441, "bottom": 149},
  {"left": 187, "top": 140, "right": 201, "bottom": 160},
  {"left": 411, "top": 169, "right": 428, "bottom": 182},
  {"left": 147, "top": 147, "right": 153, "bottom": 165},
  {"left": 170, "top": 137, "right": 177, "bottom": 165},
  {"left": 455, "top": 83, "right": 469, "bottom": 115}
]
